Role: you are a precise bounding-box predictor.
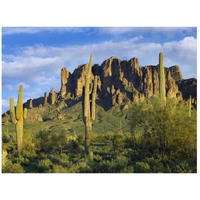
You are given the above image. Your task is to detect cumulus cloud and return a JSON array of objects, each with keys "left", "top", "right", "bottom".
[
  {"left": 97, "top": 27, "right": 196, "bottom": 36},
  {"left": 163, "top": 37, "right": 197, "bottom": 78}
]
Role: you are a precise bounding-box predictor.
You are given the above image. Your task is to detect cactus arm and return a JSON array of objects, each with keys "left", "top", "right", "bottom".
[
  {"left": 89, "top": 82, "right": 93, "bottom": 94},
  {"left": 10, "top": 98, "right": 17, "bottom": 124},
  {"left": 84, "top": 64, "right": 90, "bottom": 122},
  {"left": 23, "top": 108, "right": 27, "bottom": 120},
  {"left": 16, "top": 85, "right": 23, "bottom": 120},
  {"left": 88, "top": 54, "right": 93, "bottom": 74},
  {"left": 91, "top": 76, "right": 97, "bottom": 121}
]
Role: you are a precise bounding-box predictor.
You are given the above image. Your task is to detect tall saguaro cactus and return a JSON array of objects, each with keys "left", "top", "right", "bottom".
[
  {"left": 188, "top": 95, "right": 191, "bottom": 117},
  {"left": 10, "top": 85, "right": 27, "bottom": 155},
  {"left": 159, "top": 52, "right": 166, "bottom": 104},
  {"left": 82, "top": 54, "right": 97, "bottom": 157}
]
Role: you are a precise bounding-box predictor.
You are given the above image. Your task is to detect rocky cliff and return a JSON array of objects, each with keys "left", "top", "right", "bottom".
[
  {"left": 58, "top": 56, "right": 185, "bottom": 104},
  {"left": 24, "top": 56, "right": 197, "bottom": 109}
]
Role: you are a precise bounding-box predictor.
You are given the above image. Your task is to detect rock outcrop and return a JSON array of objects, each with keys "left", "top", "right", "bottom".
[
  {"left": 176, "top": 78, "right": 197, "bottom": 107},
  {"left": 22, "top": 55, "right": 196, "bottom": 109},
  {"left": 44, "top": 92, "right": 48, "bottom": 105},
  {"left": 27, "top": 114, "right": 43, "bottom": 122},
  {"left": 48, "top": 88, "right": 57, "bottom": 105},
  {"left": 29, "top": 99, "right": 33, "bottom": 109},
  {"left": 169, "top": 65, "right": 183, "bottom": 81},
  {"left": 60, "top": 68, "right": 70, "bottom": 97}
]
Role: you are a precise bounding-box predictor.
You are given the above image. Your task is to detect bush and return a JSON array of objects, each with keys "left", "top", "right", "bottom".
[
  {"left": 52, "top": 165, "right": 69, "bottom": 173},
  {"left": 36, "top": 131, "right": 70, "bottom": 154},
  {"left": 145, "top": 157, "right": 164, "bottom": 173},
  {"left": 23, "top": 130, "right": 35, "bottom": 152},
  {"left": 130, "top": 97, "right": 197, "bottom": 165},
  {"left": 174, "top": 161, "right": 193, "bottom": 173},
  {"left": 37, "top": 159, "right": 53, "bottom": 172},
  {"left": 135, "top": 161, "right": 150, "bottom": 173},
  {"left": 14, "top": 156, "right": 29, "bottom": 166},
  {"left": 2, "top": 160, "right": 25, "bottom": 173}
]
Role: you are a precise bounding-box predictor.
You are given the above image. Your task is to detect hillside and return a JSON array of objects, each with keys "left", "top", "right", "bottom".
[{"left": 2, "top": 100, "right": 131, "bottom": 136}]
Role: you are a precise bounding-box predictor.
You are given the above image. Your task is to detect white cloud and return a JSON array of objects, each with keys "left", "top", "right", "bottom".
[
  {"left": 163, "top": 37, "right": 196, "bottom": 62},
  {"left": 5, "top": 82, "right": 30, "bottom": 91},
  {"left": 2, "top": 27, "right": 86, "bottom": 35},
  {"left": 3, "top": 27, "right": 196, "bottom": 37},
  {"left": 97, "top": 27, "right": 196, "bottom": 35},
  {"left": 163, "top": 37, "right": 197, "bottom": 78},
  {"left": 2, "top": 99, "right": 10, "bottom": 113}
]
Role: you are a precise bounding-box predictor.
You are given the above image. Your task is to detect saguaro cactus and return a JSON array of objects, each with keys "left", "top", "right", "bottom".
[
  {"left": 82, "top": 54, "right": 97, "bottom": 157},
  {"left": 159, "top": 52, "right": 166, "bottom": 104},
  {"left": 188, "top": 95, "right": 191, "bottom": 117},
  {"left": 10, "top": 85, "right": 27, "bottom": 155}
]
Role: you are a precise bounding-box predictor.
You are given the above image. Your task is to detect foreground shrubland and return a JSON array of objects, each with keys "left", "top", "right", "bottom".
[{"left": 2, "top": 98, "right": 196, "bottom": 173}]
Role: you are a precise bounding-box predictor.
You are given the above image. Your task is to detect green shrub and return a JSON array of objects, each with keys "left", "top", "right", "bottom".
[
  {"left": 36, "top": 131, "right": 69, "bottom": 154},
  {"left": 145, "top": 157, "right": 164, "bottom": 173},
  {"left": 23, "top": 130, "right": 35, "bottom": 152},
  {"left": 120, "top": 166, "right": 134, "bottom": 173},
  {"left": 37, "top": 158, "right": 53, "bottom": 173},
  {"left": 14, "top": 156, "right": 29, "bottom": 166},
  {"left": 2, "top": 135, "right": 10, "bottom": 143},
  {"left": 135, "top": 161, "right": 150, "bottom": 173},
  {"left": 130, "top": 97, "right": 197, "bottom": 167},
  {"left": 174, "top": 161, "right": 193, "bottom": 173},
  {"left": 2, "top": 160, "right": 25, "bottom": 173},
  {"left": 52, "top": 165, "right": 69, "bottom": 173}
]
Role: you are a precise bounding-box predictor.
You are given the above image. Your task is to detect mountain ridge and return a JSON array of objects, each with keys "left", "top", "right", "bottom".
[{"left": 24, "top": 56, "right": 197, "bottom": 110}]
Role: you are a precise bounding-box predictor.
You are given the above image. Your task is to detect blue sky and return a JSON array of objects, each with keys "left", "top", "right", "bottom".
[{"left": 2, "top": 27, "right": 197, "bottom": 113}]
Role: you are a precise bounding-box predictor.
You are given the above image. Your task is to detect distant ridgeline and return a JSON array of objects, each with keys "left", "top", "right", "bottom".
[{"left": 23, "top": 56, "right": 197, "bottom": 110}]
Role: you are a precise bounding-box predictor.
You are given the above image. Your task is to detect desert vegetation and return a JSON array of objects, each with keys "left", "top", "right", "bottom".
[{"left": 2, "top": 96, "right": 197, "bottom": 173}]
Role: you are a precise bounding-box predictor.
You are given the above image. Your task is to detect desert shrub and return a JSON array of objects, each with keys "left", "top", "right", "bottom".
[
  {"left": 14, "top": 156, "right": 30, "bottom": 166},
  {"left": 36, "top": 131, "right": 69, "bottom": 154},
  {"left": 112, "top": 133, "right": 125, "bottom": 151},
  {"left": 135, "top": 161, "right": 150, "bottom": 173},
  {"left": 130, "top": 97, "right": 197, "bottom": 168},
  {"left": 49, "top": 153, "right": 71, "bottom": 167},
  {"left": 51, "top": 165, "right": 69, "bottom": 173},
  {"left": 23, "top": 130, "right": 35, "bottom": 152},
  {"left": 2, "top": 159, "right": 25, "bottom": 173},
  {"left": 37, "top": 158, "right": 53, "bottom": 172},
  {"left": 2, "top": 135, "right": 10, "bottom": 143},
  {"left": 144, "top": 157, "right": 164, "bottom": 173},
  {"left": 22, "top": 150, "right": 37, "bottom": 158},
  {"left": 120, "top": 166, "right": 134, "bottom": 173},
  {"left": 174, "top": 161, "right": 193, "bottom": 173}
]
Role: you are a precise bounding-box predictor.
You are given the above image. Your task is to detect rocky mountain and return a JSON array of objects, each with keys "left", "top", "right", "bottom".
[{"left": 23, "top": 56, "right": 196, "bottom": 110}]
